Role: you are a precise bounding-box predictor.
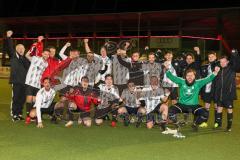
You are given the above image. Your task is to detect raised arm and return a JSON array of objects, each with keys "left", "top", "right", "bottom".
[
  {"left": 198, "top": 66, "right": 219, "bottom": 88},
  {"left": 59, "top": 42, "right": 71, "bottom": 60},
  {"left": 4, "top": 30, "right": 15, "bottom": 58},
  {"left": 25, "top": 50, "right": 33, "bottom": 61},
  {"left": 164, "top": 62, "right": 184, "bottom": 85},
  {"left": 83, "top": 38, "right": 92, "bottom": 53},
  {"left": 117, "top": 53, "right": 131, "bottom": 69}
]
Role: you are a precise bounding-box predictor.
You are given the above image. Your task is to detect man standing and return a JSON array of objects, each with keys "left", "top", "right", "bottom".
[
  {"left": 4, "top": 30, "right": 30, "bottom": 121},
  {"left": 214, "top": 50, "right": 240, "bottom": 132}
]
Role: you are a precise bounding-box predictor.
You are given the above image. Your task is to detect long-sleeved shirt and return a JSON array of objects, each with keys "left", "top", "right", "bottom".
[
  {"left": 34, "top": 88, "right": 56, "bottom": 123},
  {"left": 166, "top": 70, "right": 215, "bottom": 105}
]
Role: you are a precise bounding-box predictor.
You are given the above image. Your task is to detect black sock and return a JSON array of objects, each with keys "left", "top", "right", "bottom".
[
  {"left": 26, "top": 103, "right": 33, "bottom": 116},
  {"left": 206, "top": 109, "right": 210, "bottom": 121},
  {"left": 214, "top": 109, "right": 217, "bottom": 122},
  {"left": 122, "top": 113, "right": 129, "bottom": 121},
  {"left": 137, "top": 113, "right": 143, "bottom": 121},
  {"left": 215, "top": 112, "right": 222, "bottom": 127},
  {"left": 112, "top": 115, "right": 117, "bottom": 122},
  {"left": 227, "top": 113, "right": 233, "bottom": 129}
]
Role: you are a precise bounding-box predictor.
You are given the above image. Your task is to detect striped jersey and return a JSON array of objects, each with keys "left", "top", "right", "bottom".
[
  {"left": 25, "top": 56, "right": 48, "bottom": 89},
  {"left": 63, "top": 57, "right": 88, "bottom": 86},
  {"left": 139, "top": 85, "right": 165, "bottom": 114},
  {"left": 142, "top": 62, "right": 162, "bottom": 85},
  {"left": 97, "top": 84, "right": 120, "bottom": 109},
  {"left": 112, "top": 55, "right": 130, "bottom": 85}
]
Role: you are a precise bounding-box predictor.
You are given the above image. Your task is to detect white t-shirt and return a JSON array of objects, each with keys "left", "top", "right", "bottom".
[{"left": 34, "top": 88, "right": 56, "bottom": 123}]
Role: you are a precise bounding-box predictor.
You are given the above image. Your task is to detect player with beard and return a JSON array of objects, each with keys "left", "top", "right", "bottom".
[{"left": 165, "top": 62, "right": 220, "bottom": 131}]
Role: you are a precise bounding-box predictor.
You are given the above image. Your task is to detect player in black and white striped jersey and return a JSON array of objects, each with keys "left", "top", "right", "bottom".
[
  {"left": 24, "top": 48, "right": 50, "bottom": 119},
  {"left": 28, "top": 78, "right": 56, "bottom": 128},
  {"left": 85, "top": 52, "right": 102, "bottom": 86},
  {"left": 117, "top": 80, "right": 142, "bottom": 126},
  {"left": 161, "top": 51, "right": 181, "bottom": 105},
  {"left": 62, "top": 49, "right": 88, "bottom": 87},
  {"left": 112, "top": 49, "right": 131, "bottom": 95},
  {"left": 142, "top": 52, "right": 162, "bottom": 85},
  {"left": 137, "top": 76, "right": 169, "bottom": 130},
  {"left": 83, "top": 39, "right": 112, "bottom": 85},
  {"left": 94, "top": 74, "right": 121, "bottom": 126}
]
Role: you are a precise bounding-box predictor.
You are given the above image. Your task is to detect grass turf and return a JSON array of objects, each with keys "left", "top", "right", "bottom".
[{"left": 0, "top": 79, "right": 240, "bottom": 160}]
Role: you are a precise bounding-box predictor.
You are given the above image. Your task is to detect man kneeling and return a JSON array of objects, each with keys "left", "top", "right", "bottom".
[
  {"left": 65, "top": 76, "right": 99, "bottom": 127},
  {"left": 165, "top": 62, "right": 220, "bottom": 131},
  {"left": 29, "top": 78, "right": 56, "bottom": 128}
]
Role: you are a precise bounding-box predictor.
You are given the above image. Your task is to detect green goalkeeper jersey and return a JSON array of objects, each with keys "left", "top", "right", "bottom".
[{"left": 166, "top": 71, "right": 215, "bottom": 105}]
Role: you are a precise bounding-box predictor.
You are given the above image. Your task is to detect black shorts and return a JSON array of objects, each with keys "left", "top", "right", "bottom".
[
  {"left": 146, "top": 104, "right": 161, "bottom": 122},
  {"left": 94, "top": 107, "right": 112, "bottom": 119},
  {"left": 26, "top": 85, "right": 39, "bottom": 96},
  {"left": 39, "top": 102, "right": 56, "bottom": 116},
  {"left": 70, "top": 108, "right": 91, "bottom": 119},
  {"left": 163, "top": 87, "right": 178, "bottom": 100},
  {"left": 217, "top": 100, "right": 233, "bottom": 109},
  {"left": 201, "top": 91, "right": 216, "bottom": 103},
  {"left": 126, "top": 106, "right": 139, "bottom": 115},
  {"left": 170, "top": 103, "right": 202, "bottom": 114},
  {"left": 114, "top": 84, "right": 127, "bottom": 96}
]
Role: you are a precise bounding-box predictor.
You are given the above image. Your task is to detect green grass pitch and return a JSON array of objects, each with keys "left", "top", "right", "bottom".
[{"left": 0, "top": 79, "right": 240, "bottom": 160}]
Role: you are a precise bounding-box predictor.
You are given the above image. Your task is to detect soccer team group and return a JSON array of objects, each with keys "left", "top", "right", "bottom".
[{"left": 5, "top": 30, "right": 240, "bottom": 133}]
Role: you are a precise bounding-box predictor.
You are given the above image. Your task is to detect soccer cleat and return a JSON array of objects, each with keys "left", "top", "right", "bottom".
[
  {"left": 225, "top": 127, "right": 232, "bottom": 132},
  {"left": 77, "top": 118, "right": 83, "bottom": 125},
  {"left": 65, "top": 121, "right": 73, "bottom": 127},
  {"left": 225, "top": 128, "right": 232, "bottom": 132},
  {"left": 18, "top": 115, "right": 24, "bottom": 120},
  {"left": 51, "top": 116, "right": 58, "bottom": 124},
  {"left": 199, "top": 122, "right": 208, "bottom": 128},
  {"left": 191, "top": 124, "right": 198, "bottom": 132},
  {"left": 213, "top": 122, "right": 221, "bottom": 129},
  {"left": 111, "top": 121, "right": 116, "bottom": 127},
  {"left": 159, "top": 121, "right": 167, "bottom": 131},
  {"left": 12, "top": 115, "right": 19, "bottom": 122},
  {"left": 25, "top": 116, "right": 31, "bottom": 124}
]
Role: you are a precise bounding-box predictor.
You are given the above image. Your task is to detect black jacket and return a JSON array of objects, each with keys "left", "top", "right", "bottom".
[
  {"left": 214, "top": 53, "right": 240, "bottom": 101},
  {"left": 180, "top": 54, "right": 202, "bottom": 78},
  {"left": 117, "top": 55, "right": 144, "bottom": 86},
  {"left": 4, "top": 37, "right": 30, "bottom": 84}
]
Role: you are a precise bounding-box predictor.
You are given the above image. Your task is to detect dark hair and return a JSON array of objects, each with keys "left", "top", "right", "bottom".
[
  {"left": 70, "top": 48, "right": 79, "bottom": 52},
  {"left": 101, "top": 46, "right": 107, "bottom": 51},
  {"left": 105, "top": 74, "right": 113, "bottom": 79},
  {"left": 81, "top": 76, "right": 89, "bottom": 82},
  {"left": 127, "top": 80, "right": 135, "bottom": 84},
  {"left": 219, "top": 55, "right": 229, "bottom": 61},
  {"left": 42, "top": 77, "right": 51, "bottom": 82},
  {"left": 43, "top": 48, "right": 51, "bottom": 53},
  {"left": 185, "top": 69, "right": 196, "bottom": 77},
  {"left": 208, "top": 51, "right": 217, "bottom": 56},
  {"left": 164, "top": 50, "right": 173, "bottom": 55},
  {"left": 148, "top": 52, "right": 155, "bottom": 56},
  {"left": 47, "top": 46, "right": 56, "bottom": 50}
]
